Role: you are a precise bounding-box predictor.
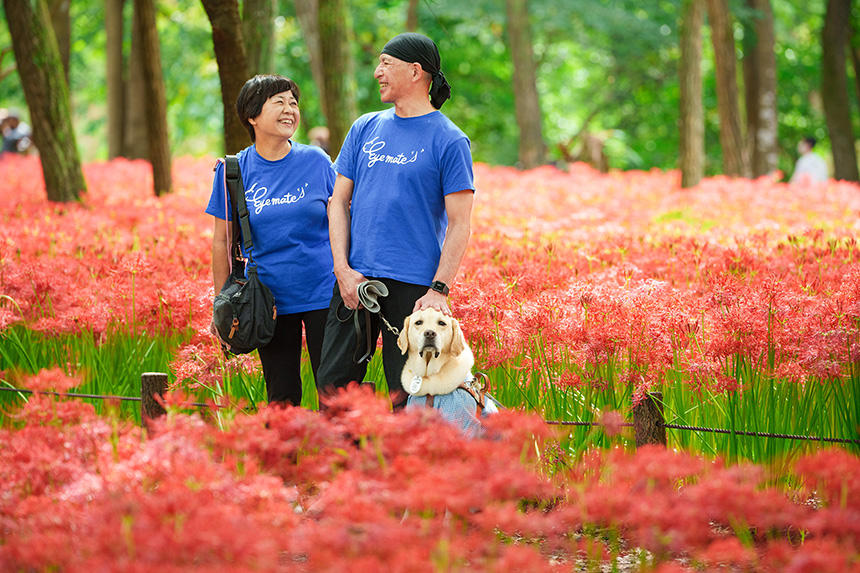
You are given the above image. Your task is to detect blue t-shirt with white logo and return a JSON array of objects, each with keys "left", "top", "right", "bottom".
[
  {"left": 206, "top": 143, "right": 336, "bottom": 314},
  {"left": 334, "top": 108, "right": 474, "bottom": 286}
]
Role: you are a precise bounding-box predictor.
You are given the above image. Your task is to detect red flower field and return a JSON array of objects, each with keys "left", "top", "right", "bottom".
[{"left": 0, "top": 155, "right": 858, "bottom": 569}]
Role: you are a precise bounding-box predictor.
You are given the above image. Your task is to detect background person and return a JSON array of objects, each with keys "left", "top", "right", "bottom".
[
  {"left": 1, "top": 109, "right": 32, "bottom": 154},
  {"left": 308, "top": 125, "right": 330, "bottom": 154},
  {"left": 789, "top": 136, "right": 828, "bottom": 184},
  {"left": 316, "top": 32, "right": 475, "bottom": 410},
  {"left": 206, "top": 75, "right": 336, "bottom": 407}
]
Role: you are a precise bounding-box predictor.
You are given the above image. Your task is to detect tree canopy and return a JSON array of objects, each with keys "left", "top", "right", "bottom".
[{"left": 0, "top": 0, "right": 855, "bottom": 178}]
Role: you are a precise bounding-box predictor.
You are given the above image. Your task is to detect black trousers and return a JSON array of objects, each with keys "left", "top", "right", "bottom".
[
  {"left": 316, "top": 278, "right": 428, "bottom": 408},
  {"left": 257, "top": 308, "right": 327, "bottom": 405}
]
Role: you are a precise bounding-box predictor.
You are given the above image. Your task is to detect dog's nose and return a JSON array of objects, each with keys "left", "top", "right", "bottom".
[{"left": 423, "top": 330, "right": 436, "bottom": 340}]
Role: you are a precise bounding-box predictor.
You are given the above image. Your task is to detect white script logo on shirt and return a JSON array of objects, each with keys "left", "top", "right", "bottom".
[
  {"left": 247, "top": 181, "right": 307, "bottom": 214},
  {"left": 362, "top": 136, "right": 424, "bottom": 168}
]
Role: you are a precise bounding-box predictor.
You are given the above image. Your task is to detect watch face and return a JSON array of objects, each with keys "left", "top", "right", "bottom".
[{"left": 432, "top": 281, "right": 449, "bottom": 295}]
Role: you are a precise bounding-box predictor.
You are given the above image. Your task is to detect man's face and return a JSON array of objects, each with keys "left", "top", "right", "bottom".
[
  {"left": 798, "top": 140, "right": 811, "bottom": 155},
  {"left": 374, "top": 54, "right": 416, "bottom": 103}
]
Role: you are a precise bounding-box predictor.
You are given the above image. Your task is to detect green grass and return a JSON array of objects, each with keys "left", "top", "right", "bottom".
[
  {"left": 476, "top": 334, "right": 858, "bottom": 463},
  {"left": 0, "top": 326, "right": 190, "bottom": 424},
  {"left": 0, "top": 325, "right": 394, "bottom": 424},
  {"left": 1, "top": 326, "right": 856, "bottom": 464}
]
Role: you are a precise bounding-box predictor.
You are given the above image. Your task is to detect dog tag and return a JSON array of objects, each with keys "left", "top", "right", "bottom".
[{"left": 409, "top": 375, "right": 423, "bottom": 394}]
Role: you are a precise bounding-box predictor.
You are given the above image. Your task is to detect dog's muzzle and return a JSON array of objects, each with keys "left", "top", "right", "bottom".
[{"left": 420, "top": 330, "right": 440, "bottom": 359}]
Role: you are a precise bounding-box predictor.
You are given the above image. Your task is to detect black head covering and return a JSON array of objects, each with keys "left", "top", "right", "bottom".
[{"left": 381, "top": 32, "right": 451, "bottom": 109}]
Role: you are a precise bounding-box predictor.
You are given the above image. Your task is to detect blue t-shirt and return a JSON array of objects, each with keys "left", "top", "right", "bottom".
[
  {"left": 206, "top": 143, "right": 336, "bottom": 314},
  {"left": 334, "top": 108, "right": 474, "bottom": 285}
]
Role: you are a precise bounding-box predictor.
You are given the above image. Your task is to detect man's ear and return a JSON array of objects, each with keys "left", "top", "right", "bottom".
[
  {"left": 397, "top": 315, "right": 411, "bottom": 355},
  {"left": 450, "top": 318, "right": 465, "bottom": 356}
]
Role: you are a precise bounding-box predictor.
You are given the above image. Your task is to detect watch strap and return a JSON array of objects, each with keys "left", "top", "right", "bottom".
[{"left": 430, "top": 281, "right": 449, "bottom": 295}]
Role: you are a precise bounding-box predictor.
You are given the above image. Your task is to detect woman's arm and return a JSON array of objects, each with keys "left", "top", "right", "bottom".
[{"left": 212, "top": 216, "right": 230, "bottom": 292}]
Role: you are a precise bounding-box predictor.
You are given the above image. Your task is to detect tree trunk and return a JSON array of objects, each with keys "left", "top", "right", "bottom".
[
  {"left": 822, "top": 0, "right": 859, "bottom": 181},
  {"left": 124, "top": 4, "right": 149, "bottom": 159},
  {"left": 134, "top": 0, "right": 172, "bottom": 195},
  {"left": 679, "top": 0, "right": 705, "bottom": 188},
  {"left": 3, "top": 0, "right": 86, "bottom": 202},
  {"left": 295, "top": 0, "right": 325, "bottom": 103},
  {"left": 742, "top": 0, "right": 778, "bottom": 177},
  {"left": 850, "top": 28, "right": 860, "bottom": 115},
  {"left": 406, "top": 0, "right": 419, "bottom": 31},
  {"left": 505, "top": 0, "right": 546, "bottom": 169},
  {"left": 201, "top": 0, "right": 251, "bottom": 155},
  {"left": 106, "top": 0, "right": 125, "bottom": 159},
  {"left": 46, "top": 0, "right": 70, "bottom": 82},
  {"left": 318, "top": 0, "right": 357, "bottom": 157},
  {"left": 706, "top": 0, "right": 749, "bottom": 177},
  {"left": 242, "top": 0, "right": 274, "bottom": 76}
]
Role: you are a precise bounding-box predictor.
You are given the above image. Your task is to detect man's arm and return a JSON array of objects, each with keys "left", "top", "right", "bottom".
[
  {"left": 413, "top": 189, "right": 474, "bottom": 314},
  {"left": 329, "top": 173, "right": 366, "bottom": 309}
]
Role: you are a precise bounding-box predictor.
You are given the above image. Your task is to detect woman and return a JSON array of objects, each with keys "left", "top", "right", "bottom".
[{"left": 206, "top": 75, "right": 335, "bottom": 406}]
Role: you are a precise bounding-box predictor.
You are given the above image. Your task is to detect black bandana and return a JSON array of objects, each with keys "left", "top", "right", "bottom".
[{"left": 381, "top": 33, "right": 451, "bottom": 109}]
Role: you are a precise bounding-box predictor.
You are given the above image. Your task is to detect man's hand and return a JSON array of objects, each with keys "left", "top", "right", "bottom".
[
  {"left": 336, "top": 267, "right": 367, "bottom": 310},
  {"left": 413, "top": 289, "right": 450, "bottom": 315}
]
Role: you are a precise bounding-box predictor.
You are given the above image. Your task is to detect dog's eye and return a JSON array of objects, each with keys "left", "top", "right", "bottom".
[
  {"left": 414, "top": 320, "right": 423, "bottom": 326},
  {"left": 438, "top": 320, "right": 447, "bottom": 326}
]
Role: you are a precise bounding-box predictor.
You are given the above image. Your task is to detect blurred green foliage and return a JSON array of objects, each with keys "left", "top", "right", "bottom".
[{"left": 0, "top": 0, "right": 855, "bottom": 176}]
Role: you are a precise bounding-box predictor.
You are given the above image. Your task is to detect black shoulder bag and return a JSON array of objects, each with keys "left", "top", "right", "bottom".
[{"left": 212, "top": 155, "right": 277, "bottom": 354}]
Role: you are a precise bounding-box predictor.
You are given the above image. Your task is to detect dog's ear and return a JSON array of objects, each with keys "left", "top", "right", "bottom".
[
  {"left": 397, "top": 315, "right": 411, "bottom": 355},
  {"left": 450, "top": 318, "right": 466, "bottom": 356}
]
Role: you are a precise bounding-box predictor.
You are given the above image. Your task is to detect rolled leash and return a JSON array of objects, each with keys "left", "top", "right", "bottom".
[
  {"left": 344, "top": 280, "right": 402, "bottom": 364},
  {"left": 357, "top": 280, "right": 388, "bottom": 313},
  {"left": 357, "top": 280, "right": 401, "bottom": 337}
]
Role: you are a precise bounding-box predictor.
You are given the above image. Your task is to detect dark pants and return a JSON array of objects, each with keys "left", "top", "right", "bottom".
[
  {"left": 316, "top": 278, "right": 427, "bottom": 408},
  {"left": 257, "top": 308, "right": 327, "bottom": 405}
]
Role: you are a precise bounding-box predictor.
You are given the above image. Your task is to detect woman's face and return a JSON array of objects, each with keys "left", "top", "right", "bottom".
[{"left": 249, "top": 90, "right": 300, "bottom": 143}]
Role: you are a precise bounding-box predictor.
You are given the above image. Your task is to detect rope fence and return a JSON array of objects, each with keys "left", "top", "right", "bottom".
[
  {"left": 0, "top": 386, "right": 216, "bottom": 409},
  {"left": 545, "top": 419, "right": 859, "bottom": 445},
  {"left": 1, "top": 377, "right": 857, "bottom": 446},
  {"left": 660, "top": 423, "right": 860, "bottom": 445},
  {"left": 0, "top": 387, "right": 144, "bottom": 403}
]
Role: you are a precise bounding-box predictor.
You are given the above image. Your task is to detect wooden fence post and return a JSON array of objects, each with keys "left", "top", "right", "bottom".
[
  {"left": 140, "top": 372, "right": 167, "bottom": 426},
  {"left": 632, "top": 391, "right": 667, "bottom": 447}
]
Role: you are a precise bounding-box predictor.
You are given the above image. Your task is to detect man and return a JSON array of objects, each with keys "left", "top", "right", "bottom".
[
  {"left": 317, "top": 33, "right": 475, "bottom": 409},
  {"left": 790, "top": 136, "right": 828, "bottom": 185}
]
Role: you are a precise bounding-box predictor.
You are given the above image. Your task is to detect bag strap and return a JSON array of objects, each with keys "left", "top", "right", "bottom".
[{"left": 224, "top": 155, "right": 254, "bottom": 256}]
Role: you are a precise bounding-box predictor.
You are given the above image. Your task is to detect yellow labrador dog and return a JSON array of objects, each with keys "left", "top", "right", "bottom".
[
  {"left": 398, "top": 308, "right": 473, "bottom": 396},
  {"left": 398, "top": 308, "right": 497, "bottom": 436}
]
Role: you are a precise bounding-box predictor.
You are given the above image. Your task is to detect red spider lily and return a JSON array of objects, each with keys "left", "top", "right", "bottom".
[
  {"left": 1, "top": 386, "right": 859, "bottom": 570},
  {"left": 18, "top": 366, "right": 81, "bottom": 392},
  {"left": 794, "top": 449, "right": 860, "bottom": 511},
  {"left": 598, "top": 409, "right": 625, "bottom": 437},
  {"left": 3, "top": 155, "right": 860, "bottom": 401}
]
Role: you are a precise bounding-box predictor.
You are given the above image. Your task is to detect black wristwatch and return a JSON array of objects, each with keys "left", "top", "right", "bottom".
[{"left": 430, "top": 280, "right": 450, "bottom": 296}]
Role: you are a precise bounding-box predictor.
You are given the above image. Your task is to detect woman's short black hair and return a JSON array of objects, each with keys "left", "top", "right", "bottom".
[{"left": 236, "top": 75, "right": 301, "bottom": 142}]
